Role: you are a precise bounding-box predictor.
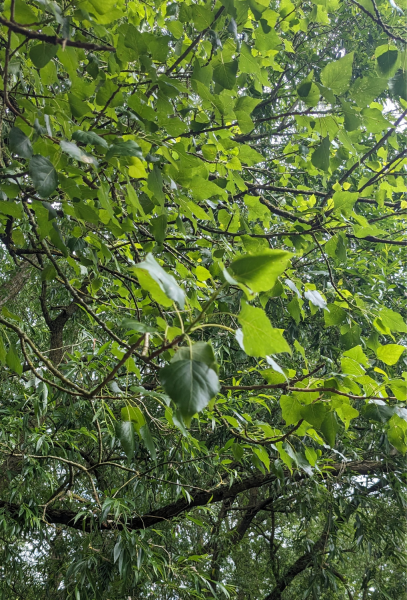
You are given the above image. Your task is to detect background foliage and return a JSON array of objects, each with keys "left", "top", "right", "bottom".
[{"left": 0, "top": 0, "right": 407, "bottom": 597}]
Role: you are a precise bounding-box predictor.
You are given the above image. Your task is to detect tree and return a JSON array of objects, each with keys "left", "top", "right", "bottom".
[{"left": 0, "top": 0, "right": 407, "bottom": 597}]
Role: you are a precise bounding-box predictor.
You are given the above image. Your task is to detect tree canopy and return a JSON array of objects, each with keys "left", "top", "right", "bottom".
[{"left": 0, "top": 0, "right": 407, "bottom": 597}]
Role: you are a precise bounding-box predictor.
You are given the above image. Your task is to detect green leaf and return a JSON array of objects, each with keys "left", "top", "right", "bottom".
[
  {"left": 106, "top": 140, "right": 143, "bottom": 161},
  {"left": 376, "top": 49, "right": 399, "bottom": 78},
  {"left": 121, "top": 405, "right": 146, "bottom": 429},
  {"left": 234, "top": 96, "right": 261, "bottom": 113},
  {"left": 60, "top": 141, "right": 98, "bottom": 167},
  {"left": 136, "top": 253, "right": 185, "bottom": 308},
  {"left": 150, "top": 214, "right": 167, "bottom": 245},
  {"left": 72, "top": 130, "right": 109, "bottom": 148},
  {"left": 362, "top": 108, "right": 391, "bottom": 133},
  {"left": 133, "top": 268, "right": 172, "bottom": 307},
  {"left": 320, "top": 52, "right": 354, "bottom": 95},
  {"left": 332, "top": 191, "right": 359, "bottom": 215},
  {"left": 239, "top": 145, "right": 264, "bottom": 166},
  {"left": 29, "top": 155, "right": 58, "bottom": 198},
  {"left": 230, "top": 250, "right": 292, "bottom": 292},
  {"left": 389, "top": 69, "right": 407, "bottom": 100},
  {"left": 253, "top": 446, "right": 270, "bottom": 471},
  {"left": 147, "top": 166, "right": 165, "bottom": 207},
  {"left": 192, "top": 4, "right": 213, "bottom": 30},
  {"left": 49, "top": 222, "right": 68, "bottom": 257},
  {"left": 96, "top": 79, "right": 123, "bottom": 107},
  {"left": 172, "top": 342, "right": 218, "bottom": 373},
  {"left": 115, "top": 421, "right": 135, "bottom": 462},
  {"left": 304, "top": 289, "right": 328, "bottom": 311},
  {"left": 41, "top": 264, "right": 57, "bottom": 281},
  {"left": 305, "top": 447, "right": 318, "bottom": 467},
  {"left": 387, "top": 414, "right": 407, "bottom": 453},
  {"left": 239, "top": 42, "right": 261, "bottom": 77},
  {"left": 311, "top": 136, "right": 330, "bottom": 172},
  {"left": 390, "top": 380, "right": 407, "bottom": 402},
  {"left": 213, "top": 61, "right": 238, "bottom": 90},
  {"left": 140, "top": 424, "right": 156, "bottom": 460},
  {"left": 343, "top": 345, "right": 369, "bottom": 366},
  {"left": 162, "top": 117, "right": 189, "bottom": 137},
  {"left": 8, "top": 127, "right": 33, "bottom": 159},
  {"left": 68, "top": 94, "right": 91, "bottom": 118},
  {"left": 73, "top": 200, "right": 100, "bottom": 225},
  {"left": 301, "top": 402, "right": 327, "bottom": 428},
  {"left": 335, "top": 403, "right": 359, "bottom": 429},
  {"left": 320, "top": 412, "right": 339, "bottom": 447},
  {"left": 29, "top": 43, "right": 58, "bottom": 69},
  {"left": 379, "top": 307, "right": 407, "bottom": 333},
  {"left": 324, "top": 304, "right": 346, "bottom": 327},
  {"left": 288, "top": 297, "right": 302, "bottom": 324},
  {"left": 0, "top": 201, "right": 23, "bottom": 219},
  {"left": 0, "top": 334, "right": 6, "bottom": 365},
  {"left": 350, "top": 76, "right": 388, "bottom": 107},
  {"left": 280, "top": 395, "right": 302, "bottom": 426},
  {"left": 297, "top": 81, "right": 320, "bottom": 107},
  {"left": 342, "top": 105, "right": 362, "bottom": 131},
  {"left": 6, "top": 0, "right": 37, "bottom": 22},
  {"left": 121, "top": 320, "right": 157, "bottom": 334},
  {"left": 363, "top": 401, "right": 394, "bottom": 423},
  {"left": 126, "top": 184, "right": 145, "bottom": 217},
  {"left": 160, "top": 360, "right": 220, "bottom": 426},
  {"left": 232, "top": 442, "right": 244, "bottom": 461},
  {"left": 376, "top": 344, "right": 405, "bottom": 366},
  {"left": 6, "top": 344, "right": 22, "bottom": 375},
  {"left": 167, "top": 20, "right": 184, "bottom": 38},
  {"left": 237, "top": 302, "right": 291, "bottom": 357}
]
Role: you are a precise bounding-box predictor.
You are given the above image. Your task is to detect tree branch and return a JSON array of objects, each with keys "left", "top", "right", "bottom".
[
  {"left": 0, "top": 460, "right": 391, "bottom": 533},
  {"left": 0, "top": 16, "right": 116, "bottom": 51}
]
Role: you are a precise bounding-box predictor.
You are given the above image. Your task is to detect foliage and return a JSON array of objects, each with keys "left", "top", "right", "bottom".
[{"left": 0, "top": 0, "right": 407, "bottom": 597}]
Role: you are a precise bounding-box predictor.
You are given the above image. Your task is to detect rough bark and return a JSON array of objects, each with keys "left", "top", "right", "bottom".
[
  {"left": 40, "top": 281, "right": 81, "bottom": 366},
  {"left": 0, "top": 261, "right": 33, "bottom": 307},
  {"left": 263, "top": 530, "right": 327, "bottom": 600}
]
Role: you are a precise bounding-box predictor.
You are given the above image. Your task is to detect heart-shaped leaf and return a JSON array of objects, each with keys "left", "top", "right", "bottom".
[
  {"left": 29, "top": 43, "right": 58, "bottom": 69},
  {"left": 230, "top": 250, "right": 293, "bottom": 292},
  {"left": 160, "top": 360, "right": 220, "bottom": 426},
  {"left": 172, "top": 341, "right": 218, "bottom": 373},
  {"left": 376, "top": 344, "right": 405, "bottom": 366},
  {"left": 237, "top": 302, "right": 291, "bottom": 357}
]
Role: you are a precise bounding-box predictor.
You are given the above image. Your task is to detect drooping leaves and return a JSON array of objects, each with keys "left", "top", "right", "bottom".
[{"left": 115, "top": 421, "right": 135, "bottom": 462}]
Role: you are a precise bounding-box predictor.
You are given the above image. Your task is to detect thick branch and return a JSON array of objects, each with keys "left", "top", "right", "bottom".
[
  {"left": 263, "top": 529, "right": 327, "bottom": 600},
  {"left": 0, "top": 460, "right": 389, "bottom": 532},
  {"left": 0, "top": 16, "right": 116, "bottom": 51}
]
